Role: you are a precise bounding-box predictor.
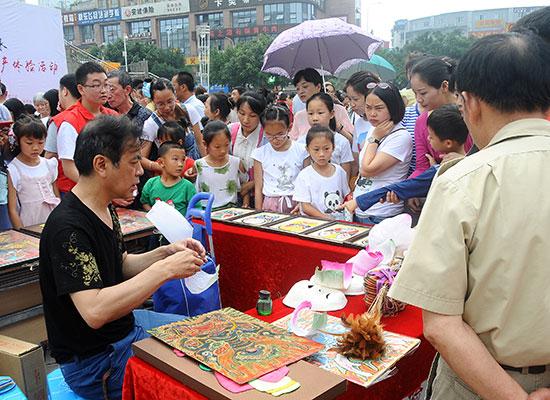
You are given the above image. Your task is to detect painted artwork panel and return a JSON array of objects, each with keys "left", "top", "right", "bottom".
[
  {"left": 269, "top": 217, "right": 329, "bottom": 234},
  {"left": 306, "top": 223, "right": 370, "bottom": 243},
  {"left": 349, "top": 234, "right": 370, "bottom": 248},
  {"left": 211, "top": 207, "right": 256, "bottom": 221},
  {"left": 273, "top": 313, "right": 420, "bottom": 388},
  {"left": 149, "top": 308, "right": 324, "bottom": 384},
  {"left": 0, "top": 230, "right": 40, "bottom": 268},
  {"left": 115, "top": 208, "right": 155, "bottom": 236},
  {"left": 232, "top": 212, "right": 289, "bottom": 227}
]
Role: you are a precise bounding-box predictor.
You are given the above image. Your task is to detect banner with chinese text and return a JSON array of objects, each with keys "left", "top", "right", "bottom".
[{"left": 0, "top": 1, "right": 68, "bottom": 104}]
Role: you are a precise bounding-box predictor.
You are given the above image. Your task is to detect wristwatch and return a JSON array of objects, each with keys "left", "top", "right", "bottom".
[{"left": 367, "top": 136, "right": 381, "bottom": 145}]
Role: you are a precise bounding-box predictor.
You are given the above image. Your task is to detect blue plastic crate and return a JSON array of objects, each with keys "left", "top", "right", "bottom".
[{"left": 46, "top": 369, "right": 83, "bottom": 400}]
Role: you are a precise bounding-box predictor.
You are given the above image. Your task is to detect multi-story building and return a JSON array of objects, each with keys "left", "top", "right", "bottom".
[
  {"left": 58, "top": 0, "right": 359, "bottom": 56},
  {"left": 391, "top": 6, "right": 543, "bottom": 48}
]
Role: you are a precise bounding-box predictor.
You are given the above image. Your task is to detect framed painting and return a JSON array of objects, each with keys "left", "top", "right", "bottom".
[
  {"left": 0, "top": 230, "right": 40, "bottom": 269},
  {"left": 232, "top": 212, "right": 291, "bottom": 227},
  {"left": 305, "top": 223, "right": 371, "bottom": 244},
  {"left": 115, "top": 208, "right": 155, "bottom": 237},
  {"left": 268, "top": 217, "right": 331, "bottom": 235},
  {"left": 210, "top": 207, "right": 257, "bottom": 221},
  {"left": 345, "top": 231, "right": 371, "bottom": 248},
  {"left": 149, "top": 308, "right": 324, "bottom": 384}
]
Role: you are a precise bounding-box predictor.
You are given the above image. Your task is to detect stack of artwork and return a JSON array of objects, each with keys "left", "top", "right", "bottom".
[
  {"left": 210, "top": 207, "right": 372, "bottom": 248},
  {"left": 149, "top": 307, "right": 324, "bottom": 384},
  {"left": 273, "top": 313, "right": 420, "bottom": 388}
]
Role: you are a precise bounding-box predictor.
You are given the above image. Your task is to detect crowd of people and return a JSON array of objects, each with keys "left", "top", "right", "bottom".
[
  {"left": 1, "top": 5, "right": 549, "bottom": 400},
  {"left": 0, "top": 53, "right": 483, "bottom": 230}
]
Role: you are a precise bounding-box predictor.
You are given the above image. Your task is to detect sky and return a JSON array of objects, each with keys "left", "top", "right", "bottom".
[
  {"left": 25, "top": 0, "right": 546, "bottom": 42},
  {"left": 362, "top": 1, "right": 546, "bottom": 41}
]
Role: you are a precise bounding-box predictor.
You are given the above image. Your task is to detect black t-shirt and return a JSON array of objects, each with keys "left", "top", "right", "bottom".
[{"left": 39, "top": 192, "right": 134, "bottom": 363}]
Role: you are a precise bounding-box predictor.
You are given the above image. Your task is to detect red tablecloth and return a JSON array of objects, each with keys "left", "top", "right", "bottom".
[
  {"left": 122, "top": 220, "right": 436, "bottom": 399},
  {"left": 210, "top": 221, "right": 359, "bottom": 311},
  {"left": 122, "top": 296, "right": 435, "bottom": 400}
]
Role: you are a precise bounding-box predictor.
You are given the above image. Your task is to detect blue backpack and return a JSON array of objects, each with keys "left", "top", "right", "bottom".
[{"left": 152, "top": 193, "right": 222, "bottom": 316}]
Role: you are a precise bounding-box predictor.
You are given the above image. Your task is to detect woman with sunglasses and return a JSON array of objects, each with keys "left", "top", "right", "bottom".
[
  {"left": 353, "top": 82, "right": 412, "bottom": 224},
  {"left": 140, "top": 78, "right": 205, "bottom": 174}
]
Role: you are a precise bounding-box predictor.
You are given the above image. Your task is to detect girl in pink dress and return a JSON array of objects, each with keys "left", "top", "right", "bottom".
[{"left": 7, "top": 116, "right": 60, "bottom": 228}]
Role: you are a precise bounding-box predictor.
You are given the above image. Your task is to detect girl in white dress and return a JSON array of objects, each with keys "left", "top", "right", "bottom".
[
  {"left": 193, "top": 121, "right": 247, "bottom": 209},
  {"left": 7, "top": 116, "right": 60, "bottom": 228}
]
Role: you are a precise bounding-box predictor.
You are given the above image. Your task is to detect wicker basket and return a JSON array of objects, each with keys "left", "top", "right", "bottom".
[{"left": 364, "top": 256, "right": 406, "bottom": 317}]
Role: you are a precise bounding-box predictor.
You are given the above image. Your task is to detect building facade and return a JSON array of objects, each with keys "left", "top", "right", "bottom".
[
  {"left": 58, "top": 0, "right": 359, "bottom": 56},
  {"left": 391, "top": 6, "right": 543, "bottom": 48}
]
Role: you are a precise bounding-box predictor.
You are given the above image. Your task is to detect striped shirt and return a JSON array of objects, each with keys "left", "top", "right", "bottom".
[{"left": 402, "top": 104, "right": 420, "bottom": 176}]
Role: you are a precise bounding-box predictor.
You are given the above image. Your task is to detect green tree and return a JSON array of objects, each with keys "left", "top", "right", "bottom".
[
  {"left": 88, "top": 39, "right": 190, "bottom": 78},
  {"left": 210, "top": 34, "right": 289, "bottom": 88},
  {"left": 376, "top": 30, "right": 478, "bottom": 88}
]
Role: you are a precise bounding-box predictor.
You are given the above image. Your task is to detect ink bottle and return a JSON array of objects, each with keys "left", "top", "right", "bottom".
[{"left": 256, "top": 290, "right": 272, "bottom": 316}]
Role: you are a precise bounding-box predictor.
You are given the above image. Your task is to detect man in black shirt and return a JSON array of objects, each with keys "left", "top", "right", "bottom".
[{"left": 39, "top": 115, "right": 206, "bottom": 399}]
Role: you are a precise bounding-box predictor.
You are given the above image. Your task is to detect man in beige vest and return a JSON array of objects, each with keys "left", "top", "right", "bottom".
[{"left": 389, "top": 31, "right": 550, "bottom": 399}]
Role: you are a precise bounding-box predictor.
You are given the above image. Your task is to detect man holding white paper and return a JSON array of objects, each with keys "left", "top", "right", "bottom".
[{"left": 39, "top": 115, "right": 207, "bottom": 400}]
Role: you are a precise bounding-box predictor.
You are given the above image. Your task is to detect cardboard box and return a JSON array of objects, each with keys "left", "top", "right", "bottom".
[
  {"left": 0, "top": 315, "right": 47, "bottom": 345},
  {"left": 132, "top": 337, "right": 347, "bottom": 400},
  {"left": 0, "top": 335, "right": 47, "bottom": 400}
]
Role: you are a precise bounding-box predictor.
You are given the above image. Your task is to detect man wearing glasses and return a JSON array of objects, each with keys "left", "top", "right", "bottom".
[{"left": 57, "top": 62, "right": 118, "bottom": 195}]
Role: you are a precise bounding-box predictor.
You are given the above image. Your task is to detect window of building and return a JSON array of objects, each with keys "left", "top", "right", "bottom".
[
  {"left": 103, "top": 24, "right": 121, "bottom": 44},
  {"left": 63, "top": 25, "right": 75, "bottom": 42},
  {"left": 81, "top": 24, "right": 95, "bottom": 43},
  {"left": 110, "top": 0, "right": 120, "bottom": 6},
  {"left": 197, "top": 12, "right": 224, "bottom": 28},
  {"left": 211, "top": 38, "right": 224, "bottom": 51},
  {"left": 129, "top": 20, "right": 151, "bottom": 37},
  {"left": 159, "top": 17, "right": 190, "bottom": 54},
  {"left": 263, "top": 3, "right": 314, "bottom": 25},
  {"left": 98, "top": 0, "right": 107, "bottom": 8},
  {"left": 233, "top": 36, "right": 255, "bottom": 44},
  {"left": 232, "top": 9, "right": 256, "bottom": 28}
]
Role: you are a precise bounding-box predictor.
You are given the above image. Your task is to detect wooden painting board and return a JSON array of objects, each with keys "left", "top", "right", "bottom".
[
  {"left": 148, "top": 308, "right": 324, "bottom": 384},
  {"left": 132, "top": 337, "right": 347, "bottom": 400}
]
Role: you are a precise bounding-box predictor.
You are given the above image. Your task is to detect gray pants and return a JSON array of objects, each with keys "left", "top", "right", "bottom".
[{"left": 426, "top": 354, "right": 550, "bottom": 399}]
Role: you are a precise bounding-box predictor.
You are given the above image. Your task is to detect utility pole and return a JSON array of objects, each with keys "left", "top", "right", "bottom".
[{"left": 197, "top": 24, "right": 210, "bottom": 91}]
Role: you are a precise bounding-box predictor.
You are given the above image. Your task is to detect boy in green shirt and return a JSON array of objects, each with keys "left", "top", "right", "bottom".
[{"left": 141, "top": 141, "right": 196, "bottom": 216}]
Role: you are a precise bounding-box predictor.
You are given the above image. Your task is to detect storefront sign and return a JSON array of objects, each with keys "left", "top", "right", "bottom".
[
  {"left": 186, "top": 56, "right": 200, "bottom": 65},
  {"left": 474, "top": 19, "right": 503, "bottom": 29},
  {"left": 62, "top": 13, "right": 78, "bottom": 25},
  {"left": 122, "top": 1, "right": 190, "bottom": 20},
  {"left": 77, "top": 8, "right": 121, "bottom": 25},
  {"left": 190, "top": 0, "right": 324, "bottom": 13},
  {"left": 471, "top": 29, "right": 506, "bottom": 38},
  {"left": 208, "top": 24, "right": 292, "bottom": 38}
]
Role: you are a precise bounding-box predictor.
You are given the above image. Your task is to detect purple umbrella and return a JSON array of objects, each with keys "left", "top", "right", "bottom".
[{"left": 261, "top": 18, "right": 383, "bottom": 80}]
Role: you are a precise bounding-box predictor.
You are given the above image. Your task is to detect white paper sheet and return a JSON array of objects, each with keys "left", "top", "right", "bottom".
[{"left": 146, "top": 201, "right": 194, "bottom": 243}]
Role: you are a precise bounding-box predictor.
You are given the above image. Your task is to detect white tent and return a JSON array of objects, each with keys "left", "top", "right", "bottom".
[{"left": 0, "top": 0, "right": 68, "bottom": 104}]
